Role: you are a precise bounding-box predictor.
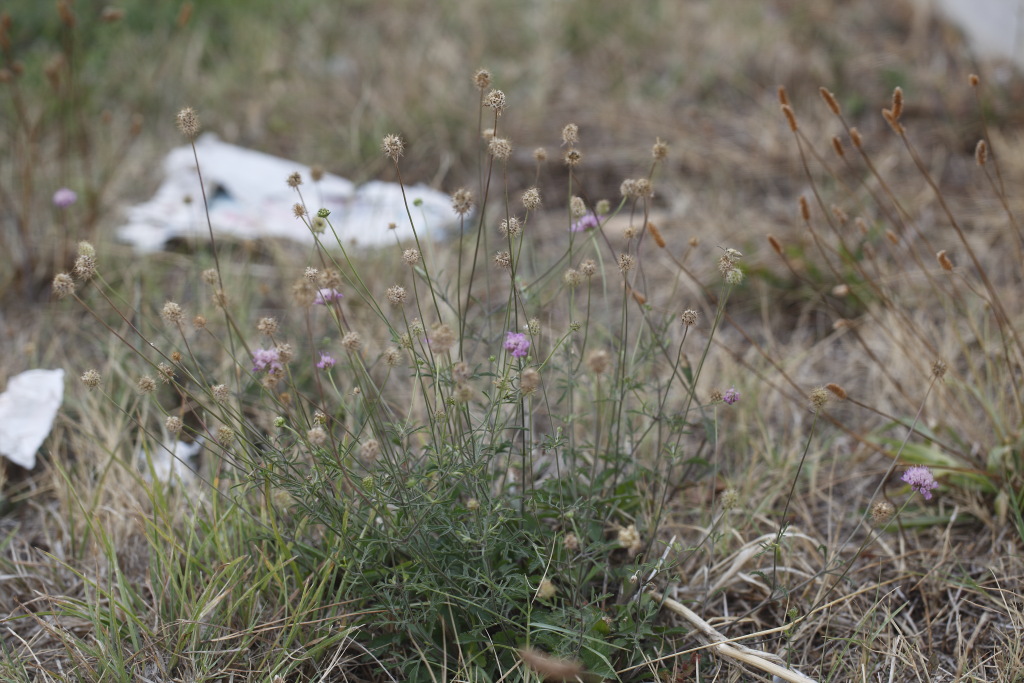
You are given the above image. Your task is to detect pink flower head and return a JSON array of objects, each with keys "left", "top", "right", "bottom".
[
  {"left": 316, "top": 352, "right": 336, "bottom": 370},
  {"left": 901, "top": 465, "right": 938, "bottom": 500},
  {"left": 53, "top": 188, "right": 77, "bottom": 208},
  {"left": 722, "top": 387, "right": 740, "bottom": 405},
  {"left": 314, "top": 288, "right": 344, "bottom": 305},
  {"left": 571, "top": 213, "right": 600, "bottom": 233},
  {"left": 504, "top": 332, "right": 531, "bottom": 359},
  {"left": 252, "top": 347, "right": 283, "bottom": 373}
]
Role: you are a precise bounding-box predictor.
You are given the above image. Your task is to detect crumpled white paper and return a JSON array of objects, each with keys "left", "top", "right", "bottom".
[
  {"left": 140, "top": 438, "right": 203, "bottom": 485},
  {"left": 118, "top": 133, "right": 456, "bottom": 252},
  {"left": 0, "top": 368, "right": 65, "bottom": 470}
]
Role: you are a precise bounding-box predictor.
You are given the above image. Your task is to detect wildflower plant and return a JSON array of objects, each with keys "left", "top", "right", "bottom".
[{"left": 44, "top": 70, "right": 766, "bottom": 680}]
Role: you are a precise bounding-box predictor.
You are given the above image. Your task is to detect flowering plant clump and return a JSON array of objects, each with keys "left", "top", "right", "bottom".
[
  {"left": 901, "top": 465, "right": 939, "bottom": 500},
  {"left": 313, "top": 288, "right": 343, "bottom": 305},
  {"left": 252, "top": 347, "right": 283, "bottom": 373},
  {"left": 504, "top": 331, "right": 530, "bottom": 358}
]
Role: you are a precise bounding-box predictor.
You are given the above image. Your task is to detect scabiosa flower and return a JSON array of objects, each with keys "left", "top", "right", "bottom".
[
  {"left": 316, "top": 352, "right": 336, "bottom": 370},
  {"left": 901, "top": 465, "right": 939, "bottom": 500},
  {"left": 504, "top": 331, "right": 530, "bottom": 358},
  {"left": 313, "top": 288, "right": 343, "bottom": 305},
  {"left": 53, "top": 188, "right": 77, "bottom": 208},
  {"left": 722, "top": 387, "right": 740, "bottom": 405},
  {"left": 252, "top": 347, "right": 283, "bottom": 373},
  {"left": 571, "top": 213, "right": 600, "bottom": 233}
]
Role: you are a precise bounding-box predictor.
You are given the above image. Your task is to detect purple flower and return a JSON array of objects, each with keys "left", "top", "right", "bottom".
[
  {"left": 252, "top": 347, "right": 283, "bottom": 373},
  {"left": 314, "top": 288, "right": 344, "bottom": 305},
  {"left": 316, "top": 352, "right": 336, "bottom": 370},
  {"left": 571, "top": 213, "right": 600, "bottom": 233},
  {"left": 504, "top": 331, "right": 531, "bottom": 358},
  {"left": 53, "top": 188, "right": 77, "bottom": 208},
  {"left": 901, "top": 465, "right": 938, "bottom": 500},
  {"left": 722, "top": 387, "right": 740, "bottom": 405}
]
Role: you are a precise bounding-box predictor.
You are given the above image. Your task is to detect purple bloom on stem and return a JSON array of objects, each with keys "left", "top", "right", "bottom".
[
  {"left": 314, "top": 288, "right": 344, "bottom": 305},
  {"left": 571, "top": 213, "right": 600, "bottom": 233},
  {"left": 722, "top": 387, "right": 740, "bottom": 405},
  {"left": 504, "top": 331, "right": 531, "bottom": 359},
  {"left": 901, "top": 465, "right": 938, "bottom": 500},
  {"left": 53, "top": 188, "right": 77, "bottom": 208},
  {"left": 252, "top": 347, "right": 283, "bottom": 373},
  {"left": 316, "top": 352, "right": 336, "bottom": 370}
]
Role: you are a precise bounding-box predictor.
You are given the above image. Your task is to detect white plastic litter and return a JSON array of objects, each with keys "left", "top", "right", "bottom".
[
  {"left": 141, "top": 438, "right": 203, "bottom": 485},
  {"left": 117, "top": 133, "right": 456, "bottom": 252},
  {"left": 0, "top": 368, "right": 65, "bottom": 470}
]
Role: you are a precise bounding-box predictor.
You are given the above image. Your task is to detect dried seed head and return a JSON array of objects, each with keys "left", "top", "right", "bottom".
[
  {"left": 381, "top": 134, "right": 404, "bottom": 160},
  {"left": 569, "top": 196, "right": 586, "bottom": 218},
  {"left": 579, "top": 259, "right": 597, "bottom": 277},
  {"left": 341, "top": 331, "right": 362, "bottom": 351},
  {"left": 882, "top": 108, "right": 903, "bottom": 134},
  {"left": 429, "top": 323, "right": 456, "bottom": 352},
  {"left": 292, "top": 202, "right": 306, "bottom": 218},
  {"left": 160, "top": 301, "right": 184, "bottom": 327},
  {"left": 586, "top": 349, "right": 610, "bottom": 375},
  {"left": 452, "top": 361, "right": 471, "bottom": 384},
  {"left": 931, "top": 359, "right": 947, "bottom": 379},
  {"left": 561, "top": 122, "right": 579, "bottom": 146},
  {"left": 533, "top": 147, "right": 548, "bottom": 162},
  {"left": 885, "top": 230, "right": 899, "bottom": 245},
  {"left": 212, "top": 289, "right": 228, "bottom": 309},
  {"left": 563, "top": 148, "right": 582, "bottom": 167},
  {"left": 293, "top": 278, "right": 317, "bottom": 307},
  {"left": 306, "top": 426, "right": 327, "bottom": 446},
  {"left": 212, "top": 384, "right": 230, "bottom": 402},
  {"left": 382, "top": 346, "right": 402, "bottom": 367},
  {"left": 623, "top": 225, "right": 638, "bottom": 240},
  {"left": 725, "top": 268, "right": 744, "bottom": 285},
  {"left": 527, "top": 318, "right": 541, "bottom": 335},
  {"left": 819, "top": 86, "right": 841, "bottom": 115},
  {"left": 216, "top": 426, "right": 234, "bottom": 445},
  {"left": 634, "top": 178, "right": 654, "bottom": 198},
  {"left": 831, "top": 136, "right": 845, "bottom": 158},
  {"left": 521, "top": 187, "right": 541, "bottom": 211},
  {"left": 360, "top": 439, "right": 380, "bottom": 460},
  {"left": 563, "top": 268, "right": 582, "bottom": 287},
  {"left": 482, "top": 128, "right": 495, "bottom": 140},
  {"left": 975, "top": 139, "right": 987, "bottom": 166},
  {"left": 176, "top": 107, "right": 200, "bottom": 139},
  {"left": 137, "top": 376, "right": 157, "bottom": 394},
  {"left": 617, "top": 253, "right": 635, "bottom": 273},
  {"left": 849, "top": 127, "right": 863, "bottom": 148},
  {"left": 595, "top": 199, "right": 610, "bottom": 215},
  {"left": 499, "top": 216, "right": 522, "bottom": 237},
  {"left": 891, "top": 86, "right": 904, "bottom": 120},
  {"left": 777, "top": 85, "right": 790, "bottom": 106},
  {"left": 652, "top": 137, "right": 668, "bottom": 160},
  {"left": 620, "top": 178, "right": 639, "bottom": 199},
  {"left": 969, "top": 73, "right": 980, "bottom": 87},
  {"left": 488, "top": 137, "right": 512, "bottom": 160},
  {"left": 257, "top": 317, "right": 279, "bottom": 336},
  {"left": 166, "top": 416, "right": 183, "bottom": 434},
  {"left": 199, "top": 268, "right": 217, "bottom": 286},
  {"left": 402, "top": 248, "right": 421, "bottom": 266},
  {"left": 73, "top": 254, "right": 96, "bottom": 280},
  {"left": 832, "top": 204, "right": 848, "bottom": 224},
  {"left": 681, "top": 309, "right": 698, "bottom": 326},
  {"left": 286, "top": 172, "right": 302, "bottom": 188},
  {"left": 192, "top": 315, "right": 207, "bottom": 330},
  {"left": 799, "top": 196, "right": 811, "bottom": 221},
  {"left": 304, "top": 267, "right": 319, "bottom": 282},
  {"left": 451, "top": 188, "right": 473, "bottom": 216},
  {"left": 647, "top": 222, "right": 666, "bottom": 248},
  {"left": 77, "top": 241, "right": 95, "bottom": 257},
  {"left": 870, "top": 500, "right": 896, "bottom": 526},
  {"left": 80, "top": 369, "right": 101, "bottom": 389},
  {"left": 768, "top": 234, "right": 783, "bottom": 254},
  {"left": 825, "top": 383, "right": 847, "bottom": 400},
  {"left": 936, "top": 250, "right": 953, "bottom": 271},
  {"left": 52, "top": 273, "right": 75, "bottom": 299},
  {"left": 473, "top": 68, "right": 491, "bottom": 90},
  {"left": 519, "top": 368, "right": 541, "bottom": 395},
  {"left": 536, "top": 578, "right": 556, "bottom": 600},
  {"left": 809, "top": 386, "right": 831, "bottom": 412},
  {"left": 309, "top": 164, "right": 324, "bottom": 182},
  {"left": 386, "top": 285, "right": 408, "bottom": 304},
  {"left": 781, "top": 104, "right": 798, "bottom": 132},
  {"left": 484, "top": 89, "right": 506, "bottom": 113},
  {"left": 494, "top": 250, "right": 511, "bottom": 269}
]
